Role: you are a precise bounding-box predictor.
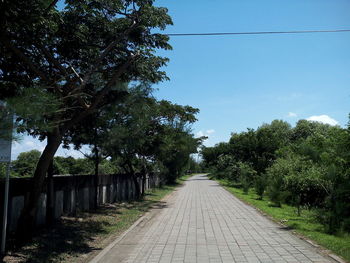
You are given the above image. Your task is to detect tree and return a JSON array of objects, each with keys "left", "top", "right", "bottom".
[
  {"left": 255, "top": 120, "right": 292, "bottom": 174},
  {"left": 1, "top": 0, "right": 173, "bottom": 241},
  {"left": 229, "top": 129, "right": 258, "bottom": 170},
  {"left": 13, "top": 150, "right": 41, "bottom": 177},
  {"left": 202, "top": 117, "right": 350, "bottom": 235},
  {"left": 157, "top": 128, "right": 201, "bottom": 183},
  {"left": 237, "top": 162, "right": 256, "bottom": 194},
  {"left": 254, "top": 174, "right": 267, "bottom": 200},
  {"left": 201, "top": 142, "right": 230, "bottom": 169},
  {"left": 102, "top": 92, "right": 202, "bottom": 188},
  {"left": 187, "top": 156, "right": 201, "bottom": 173},
  {"left": 53, "top": 155, "right": 93, "bottom": 175},
  {"left": 212, "top": 154, "right": 236, "bottom": 180}
]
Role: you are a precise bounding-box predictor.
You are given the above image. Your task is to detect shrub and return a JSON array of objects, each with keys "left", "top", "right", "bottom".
[
  {"left": 284, "top": 165, "right": 328, "bottom": 215},
  {"left": 266, "top": 158, "right": 291, "bottom": 207},
  {"left": 254, "top": 175, "right": 267, "bottom": 200},
  {"left": 238, "top": 162, "right": 256, "bottom": 194}
]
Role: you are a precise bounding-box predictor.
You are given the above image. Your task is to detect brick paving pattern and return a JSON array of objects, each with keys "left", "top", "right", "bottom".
[{"left": 94, "top": 174, "right": 333, "bottom": 263}]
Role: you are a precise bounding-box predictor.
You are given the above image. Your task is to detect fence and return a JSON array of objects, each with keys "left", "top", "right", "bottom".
[{"left": 0, "top": 173, "right": 161, "bottom": 243}]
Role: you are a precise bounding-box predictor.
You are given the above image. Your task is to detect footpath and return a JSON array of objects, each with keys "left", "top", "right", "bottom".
[{"left": 90, "top": 174, "right": 334, "bottom": 263}]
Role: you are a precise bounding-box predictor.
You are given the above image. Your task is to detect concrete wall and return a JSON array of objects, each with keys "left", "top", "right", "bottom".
[{"left": 0, "top": 173, "right": 161, "bottom": 238}]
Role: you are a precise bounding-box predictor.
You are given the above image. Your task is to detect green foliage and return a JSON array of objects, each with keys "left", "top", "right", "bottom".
[
  {"left": 254, "top": 174, "right": 267, "bottom": 200},
  {"left": 156, "top": 129, "right": 201, "bottom": 183},
  {"left": 203, "top": 117, "right": 350, "bottom": 234},
  {"left": 0, "top": 163, "right": 6, "bottom": 178},
  {"left": 98, "top": 159, "right": 120, "bottom": 175},
  {"left": 13, "top": 150, "right": 41, "bottom": 177},
  {"left": 98, "top": 87, "right": 201, "bottom": 183},
  {"left": 187, "top": 157, "right": 201, "bottom": 173},
  {"left": 209, "top": 154, "right": 233, "bottom": 179},
  {"left": 0, "top": 0, "right": 205, "bottom": 237},
  {"left": 201, "top": 143, "right": 230, "bottom": 169},
  {"left": 6, "top": 151, "right": 120, "bottom": 177},
  {"left": 266, "top": 161, "right": 286, "bottom": 207},
  {"left": 237, "top": 162, "right": 256, "bottom": 194},
  {"left": 54, "top": 156, "right": 94, "bottom": 175},
  {"left": 266, "top": 155, "right": 328, "bottom": 211},
  {"left": 3, "top": 0, "right": 173, "bottom": 152},
  {"left": 0, "top": 0, "right": 174, "bottom": 198}
]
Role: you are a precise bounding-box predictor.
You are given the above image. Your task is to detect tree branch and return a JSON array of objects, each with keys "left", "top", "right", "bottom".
[
  {"left": 0, "top": 36, "right": 49, "bottom": 82},
  {"left": 78, "top": 149, "right": 91, "bottom": 159},
  {"left": 61, "top": 54, "right": 138, "bottom": 132},
  {"left": 78, "top": 20, "right": 139, "bottom": 91},
  {"left": 89, "top": 55, "right": 137, "bottom": 110},
  {"left": 45, "top": 0, "right": 59, "bottom": 13},
  {"left": 36, "top": 42, "right": 69, "bottom": 77}
]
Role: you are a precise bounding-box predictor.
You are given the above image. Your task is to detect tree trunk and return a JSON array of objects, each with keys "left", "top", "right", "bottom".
[
  {"left": 93, "top": 145, "right": 99, "bottom": 209},
  {"left": 46, "top": 160, "right": 54, "bottom": 225},
  {"left": 125, "top": 160, "right": 141, "bottom": 200},
  {"left": 16, "top": 132, "right": 62, "bottom": 244},
  {"left": 140, "top": 161, "right": 147, "bottom": 196},
  {"left": 132, "top": 174, "right": 141, "bottom": 200},
  {"left": 141, "top": 173, "right": 146, "bottom": 196}
]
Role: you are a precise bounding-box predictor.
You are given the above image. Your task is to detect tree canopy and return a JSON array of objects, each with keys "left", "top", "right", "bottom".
[
  {"left": 0, "top": 0, "right": 182, "bottom": 241},
  {"left": 202, "top": 118, "right": 350, "bottom": 234}
]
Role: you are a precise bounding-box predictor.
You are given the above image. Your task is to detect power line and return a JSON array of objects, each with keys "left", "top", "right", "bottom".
[{"left": 166, "top": 29, "right": 350, "bottom": 37}]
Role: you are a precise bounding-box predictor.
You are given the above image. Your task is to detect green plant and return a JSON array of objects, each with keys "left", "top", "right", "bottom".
[
  {"left": 238, "top": 162, "right": 256, "bottom": 194},
  {"left": 254, "top": 175, "right": 267, "bottom": 200}
]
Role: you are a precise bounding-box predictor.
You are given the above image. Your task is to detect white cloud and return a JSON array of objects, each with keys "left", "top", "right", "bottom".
[
  {"left": 12, "top": 137, "right": 46, "bottom": 160},
  {"left": 11, "top": 135, "right": 89, "bottom": 160},
  {"left": 287, "top": 112, "right": 297, "bottom": 118},
  {"left": 195, "top": 129, "right": 216, "bottom": 147},
  {"left": 24, "top": 141, "right": 35, "bottom": 147},
  {"left": 196, "top": 131, "right": 204, "bottom": 137},
  {"left": 206, "top": 129, "right": 215, "bottom": 134},
  {"left": 306, "top": 115, "right": 339, "bottom": 126},
  {"left": 196, "top": 129, "right": 215, "bottom": 138}
]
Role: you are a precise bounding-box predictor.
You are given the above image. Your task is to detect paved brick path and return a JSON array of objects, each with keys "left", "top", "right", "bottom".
[{"left": 92, "top": 174, "right": 333, "bottom": 263}]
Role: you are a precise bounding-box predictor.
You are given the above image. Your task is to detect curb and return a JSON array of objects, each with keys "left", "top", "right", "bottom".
[{"left": 89, "top": 212, "right": 147, "bottom": 263}]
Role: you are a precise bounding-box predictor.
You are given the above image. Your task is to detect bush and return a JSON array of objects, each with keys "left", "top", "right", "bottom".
[
  {"left": 317, "top": 165, "right": 350, "bottom": 234},
  {"left": 266, "top": 158, "right": 292, "bottom": 207},
  {"left": 254, "top": 175, "right": 267, "bottom": 200},
  {"left": 284, "top": 165, "right": 328, "bottom": 215},
  {"left": 238, "top": 162, "right": 256, "bottom": 194},
  {"left": 267, "top": 174, "right": 285, "bottom": 207}
]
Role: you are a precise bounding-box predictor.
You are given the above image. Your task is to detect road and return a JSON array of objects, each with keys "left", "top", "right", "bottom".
[{"left": 90, "top": 174, "right": 334, "bottom": 263}]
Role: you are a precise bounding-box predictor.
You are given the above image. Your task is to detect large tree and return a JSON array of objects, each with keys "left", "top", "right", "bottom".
[
  {"left": 102, "top": 89, "right": 202, "bottom": 188},
  {"left": 0, "top": 0, "right": 172, "bottom": 241}
]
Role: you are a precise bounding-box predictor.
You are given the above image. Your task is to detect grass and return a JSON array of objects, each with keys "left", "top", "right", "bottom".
[
  {"left": 215, "top": 178, "right": 350, "bottom": 262},
  {"left": 3, "top": 174, "right": 192, "bottom": 263}
]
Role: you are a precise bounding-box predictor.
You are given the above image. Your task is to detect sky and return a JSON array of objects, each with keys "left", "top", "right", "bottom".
[
  {"left": 154, "top": 0, "right": 350, "bottom": 147},
  {"left": 11, "top": 0, "right": 350, "bottom": 159}
]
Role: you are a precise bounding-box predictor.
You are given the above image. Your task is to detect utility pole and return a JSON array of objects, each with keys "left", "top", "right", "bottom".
[{"left": 0, "top": 102, "right": 13, "bottom": 255}]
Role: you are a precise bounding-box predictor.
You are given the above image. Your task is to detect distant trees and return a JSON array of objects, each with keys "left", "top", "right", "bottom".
[
  {"left": 0, "top": 153, "right": 99, "bottom": 178},
  {"left": 53, "top": 156, "right": 95, "bottom": 175},
  {"left": 13, "top": 150, "right": 41, "bottom": 177},
  {"left": 202, "top": 118, "right": 350, "bottom": 234}
]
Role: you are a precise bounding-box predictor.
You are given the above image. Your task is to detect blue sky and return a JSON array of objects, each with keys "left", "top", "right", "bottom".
[
  {"left": 12, "top": 0, "right": 350, "bottom": 159},
  {"left": 154, "top": 0, "right": 350, "bottom": 146}
]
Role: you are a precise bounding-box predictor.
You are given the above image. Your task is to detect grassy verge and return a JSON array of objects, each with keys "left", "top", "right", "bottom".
[
  {"left": 215, "top": 178, "right": 350, "bottom": 262},
  {"left": 4, "top": 174, "right": 192, "bottom": 263}
]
